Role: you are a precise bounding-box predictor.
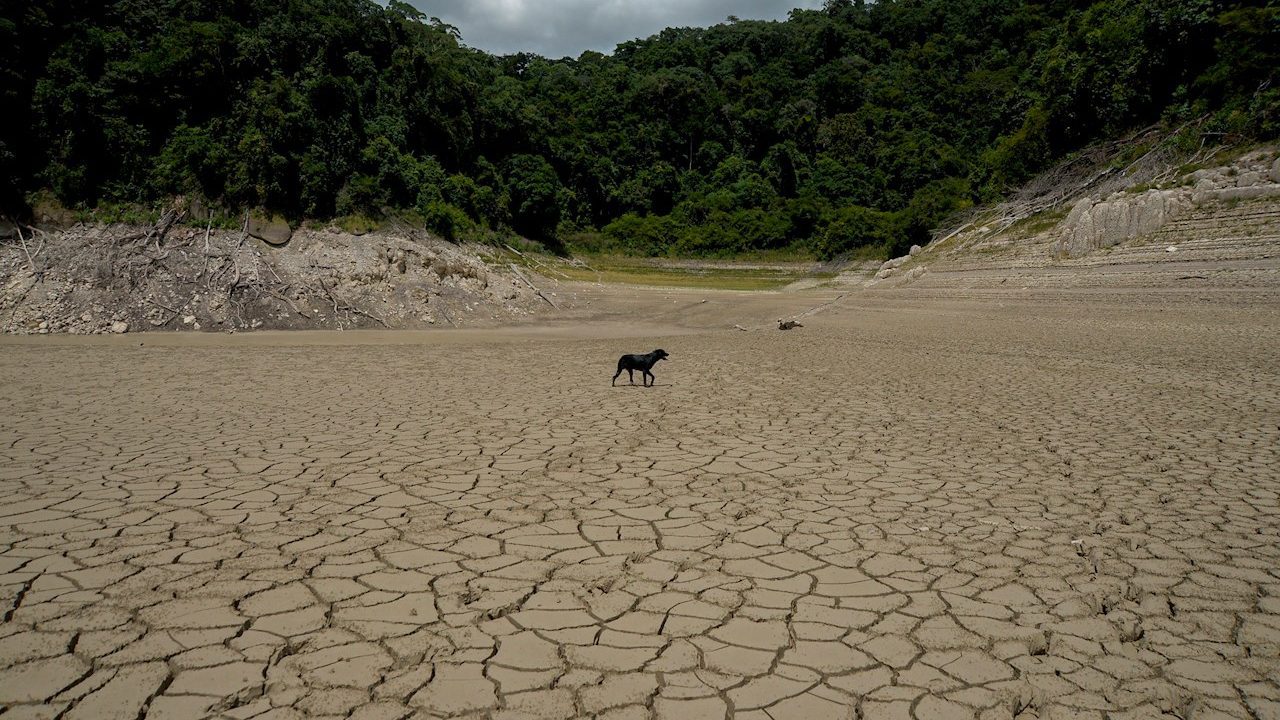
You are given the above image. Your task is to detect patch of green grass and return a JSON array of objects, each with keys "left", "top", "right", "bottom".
[
  {"left": 330, "top": 214, "right": 380, "bottom": 234},
  {"left": 549, "top": 254, "right": 832, "bottom": 290},
  {"left": 1006, "top": 206, "right": 1069, "bottom": 237},
  {"left": 73, "top": 201, "right": 162, "bottom": 226},
  {"left": 837, "top": 242, "right": 894, "bottom": 262}
]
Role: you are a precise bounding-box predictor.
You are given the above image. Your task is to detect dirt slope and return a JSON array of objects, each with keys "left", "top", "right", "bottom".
[
  {"left": 0, "top": 220, "right": 561, "bottom": 335},
  {"left": 861, "top": 147, "right": 1280, "bottom": 295}
]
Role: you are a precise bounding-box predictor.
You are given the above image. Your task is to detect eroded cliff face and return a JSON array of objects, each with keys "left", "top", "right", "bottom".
[
  {"left": 1053, "top": 154, "right": 1280, "bottom": 258},
  {"left": 0, "top": 222, "right": 556, "bottom": 335},
  {"left": 858, "top": 147, "right": 1280, "bottom": 291}
]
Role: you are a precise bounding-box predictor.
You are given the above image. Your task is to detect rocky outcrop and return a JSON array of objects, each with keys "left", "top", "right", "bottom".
[
  {"left": 1055, "top": 150, "right": 1280, "bottom": 258},
  {"left": 1055, "top": 190, "right": 1192, "bottom": 258},
  {"left": 875, "top": 254, "right": 912, "bottom": 279}
]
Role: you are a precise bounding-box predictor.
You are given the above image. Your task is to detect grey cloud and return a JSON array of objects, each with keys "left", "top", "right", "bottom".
[{"left": 407, "top": 1, "right": 826, "bottom": 58}]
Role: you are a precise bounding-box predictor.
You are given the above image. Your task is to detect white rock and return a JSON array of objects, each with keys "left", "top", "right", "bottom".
[
  {"left": 1056, "top": 189, "right": 1191, "bottom": 257},
  {"left": 183, "top": 315, "right": 196, "bottom": 324},
  {"left": 1166, "top": 246, "right": 1178, "bottom": 253},
  {"left": 1236, "top": 171, "right": 1263, "bottom": 187},
  {"left": 1271, "top": 157, "right": 1280, "bottom": 183},
  {"left": 908, "top": 244, "right": 923, "bottom": 256},
  {"left": 1214, "top": 185, "right": 1280, "bottom": 202},
  {"left": 110, "top": 321, "right": 129, "bottom": 334}
]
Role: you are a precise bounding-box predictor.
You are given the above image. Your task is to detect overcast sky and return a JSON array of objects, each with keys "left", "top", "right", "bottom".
[{"left": 404, "top": 1, "right": 827, "bottom": 58}]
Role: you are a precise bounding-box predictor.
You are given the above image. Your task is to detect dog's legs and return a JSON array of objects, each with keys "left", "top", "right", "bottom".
[
  {"left": 644, "top": 370, "right": 654, "bottom": 387},
  {"left": 612, "top": 368, "right": 622, "bottom": 386},
  {"left": 628, "top": 369, "right": 635, "bottom": 385}
]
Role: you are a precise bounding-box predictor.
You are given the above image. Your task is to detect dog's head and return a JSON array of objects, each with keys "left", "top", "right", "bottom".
[{"left": 653, "top": 349, "right": 669, "bottom": 361}]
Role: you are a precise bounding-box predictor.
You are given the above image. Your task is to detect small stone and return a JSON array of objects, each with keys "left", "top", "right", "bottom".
[
  {"left": 110, "top": 321, "right": 129, "bottom": 334},
  {"left": 182, "top": 315, "right": 195, "bottom": 325}
]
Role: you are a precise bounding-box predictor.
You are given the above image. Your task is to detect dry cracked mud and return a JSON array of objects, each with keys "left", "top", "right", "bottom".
[{"left": 1, "top": 291, "right": 1278, "bottom": 720}]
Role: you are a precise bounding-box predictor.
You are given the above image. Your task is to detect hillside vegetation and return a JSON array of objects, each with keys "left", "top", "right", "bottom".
[{"left": 2, "top": 0, "right": 1277, "bottom": 259}]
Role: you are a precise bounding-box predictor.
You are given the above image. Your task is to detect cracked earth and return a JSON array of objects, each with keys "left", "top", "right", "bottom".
[{"left": 1, "top": 292, "right": 1278, "bottom": 720}]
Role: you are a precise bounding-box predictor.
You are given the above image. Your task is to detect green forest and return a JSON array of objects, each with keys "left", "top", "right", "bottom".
[{"left": 2, "top": 0, "right": 1277, "bottom": 258}]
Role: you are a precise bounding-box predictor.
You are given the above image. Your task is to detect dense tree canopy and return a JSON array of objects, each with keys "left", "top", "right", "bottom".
[{"left": 2, "top": 0, "right": 1277, "bottom": 258}]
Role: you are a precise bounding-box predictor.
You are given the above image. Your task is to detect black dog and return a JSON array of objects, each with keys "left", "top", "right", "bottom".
[{"left": 612, "top": 349, "right": 669, "bottom": 387}]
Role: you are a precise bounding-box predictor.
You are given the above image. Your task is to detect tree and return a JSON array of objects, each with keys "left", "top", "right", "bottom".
[{"left": 504, "top": 154, "right": 562, "bottom": 240}]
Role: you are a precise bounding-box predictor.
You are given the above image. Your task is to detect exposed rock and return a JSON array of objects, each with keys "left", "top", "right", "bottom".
[
  {"left": 1056, "top": 189, "right": 1192, "bottom": 258},
  {"left": 1192, "top": 178, "right": 1218, "bottom": 205},
  {"left": 110, "top": 321, "right": 129, "bottom": 334},
  {"left": 1272, "top": 157, "right": 1280, "bottom": 183},
  {"left": 875, "top": 268, "right": 894, "bottom": 280},
  {"left": 1208, "top": 185, "right": 1280, "bottom": 202},
  {"left": 909, "top": 244, "right": 923, "bottom": 256},
  {"left": 880, "top": 256, "right": 909, "bottom": 271},
  {"left": 902, "top": 266, "right": 926, "bottom": 283},
  {"left": 1236, "top": 171, "right": 1264, "bottom": 187},
  {"left": 247, "top": 214, "right": 293, "bottom": 246}
]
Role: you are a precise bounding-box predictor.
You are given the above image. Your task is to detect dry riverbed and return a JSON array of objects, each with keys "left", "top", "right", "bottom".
[{"left": 1, "top": 288, "right": 1277, "bottom": 720}]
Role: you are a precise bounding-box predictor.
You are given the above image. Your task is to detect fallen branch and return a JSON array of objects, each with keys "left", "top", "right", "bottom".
[
  {"left": 228, "top": 215, "right": 248, "bottom": 293},
  {"left": 930, "top": 221, "right": 972, "bottom": 247},
  {"left": 800, "top": 292, "right": 849, "bottom": 318},
  {"left": 509, "top": 263, "right": 559, "bottom": 309},
  {"left": 148, "top": 311, "right": 180, "bottom": 327},
  {"left": 506, "top": 247, "right": 570, "bottom": 279},
  {"left": 136, "top": 207, "right": 183, "bottom": 250},
  {"left": 267, "top": 288, "right": 312, "bottom": 319},
  {"left": 146, "top": 297, "right": 181, "bottom": 314},
  {"left": 435, "top": 300, "right": 456, "bottom": 327},
  {"left": 7, "top": 222, "right": 44, "bottom": 274},
  {"left": 346, "top": 304, "right": 388, "bottom": 328},
  {"left": 318, "top": 279, "right": 389, "bottom": 327},
  {"left": 198, "top": 220, "right": 212, "bottom": 281}
]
